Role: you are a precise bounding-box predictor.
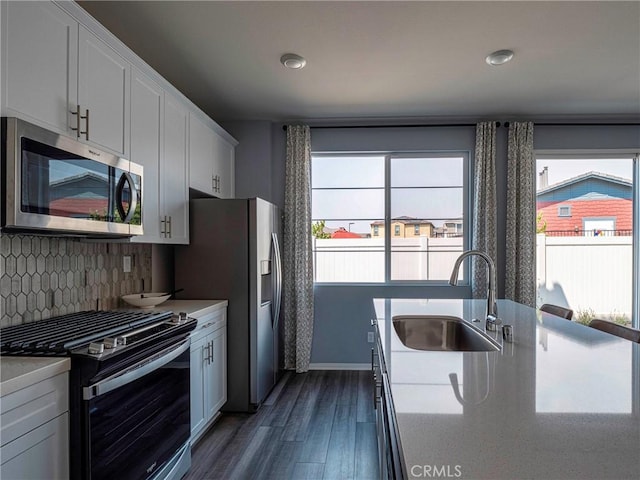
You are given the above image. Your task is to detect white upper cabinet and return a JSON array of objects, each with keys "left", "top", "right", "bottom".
[
  {"left": 77, "top": 25, "right": 130, "bottom": 156},
  {"left": 130, "top": 68, "right": 163, "bottom": 244},
  {"left": 189, "top": 112, "right": 215, "bottom": 196},
  {"left": 1, "top": 2, "right": 130, "bottom": 157},
  {"left": 2, "top": 0, "right": 236, "bottom": 245},
  {"left": 1, "top": 1, "right": 78, "bottom": 134},
  {"left": 189, "top": 112, "right": 236, "bottom": 198},
  {"left": 162, "top": 94, "right": 190, "bottom": 244},
  {"left": 213, "top": 133, "right": 235, "bottom": 198}
]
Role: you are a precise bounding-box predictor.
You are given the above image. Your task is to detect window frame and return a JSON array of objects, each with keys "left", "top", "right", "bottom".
[
  {"left": 311, "top": 151, "right": 471, "bottom": 286},
  {"left": 557, "top": 205, "right": 572, "bottom": 217},
  {"left": 535, "top": 149, "right": 639, "bottom": 329}
]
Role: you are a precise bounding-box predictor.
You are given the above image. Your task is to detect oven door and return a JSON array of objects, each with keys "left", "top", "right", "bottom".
[{"left": 82, "top": 338, "right": 190, "bottom": 480}]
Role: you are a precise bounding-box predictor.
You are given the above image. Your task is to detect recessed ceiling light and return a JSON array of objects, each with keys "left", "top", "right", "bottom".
[
  {"left": 485, "top": 49, "right": 514, "bottom": 66},
  {"left": 280, "top": 53, "right": 306, "bottom": 70}
]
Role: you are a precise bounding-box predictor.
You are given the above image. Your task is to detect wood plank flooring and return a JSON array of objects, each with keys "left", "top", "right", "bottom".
[{"left": 185, "top": 370, "right": 379, "bottom": 480}]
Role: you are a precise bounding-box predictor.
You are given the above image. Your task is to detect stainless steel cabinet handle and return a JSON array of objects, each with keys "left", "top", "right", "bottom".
[
  {"left": 204, "top": 342, "right": 210, "bottom": 365},
  {"left": 70, "top": 105, "right": 81, "bottom": 137},
  {"left": 208, "top": 340, "right": 214, "bottom": 363},
  {"left": 167, "top": 216, "right": 172, "bottom": 238},
  {"left": 81, "top": 108, "right": 89, "bottom": 141}
]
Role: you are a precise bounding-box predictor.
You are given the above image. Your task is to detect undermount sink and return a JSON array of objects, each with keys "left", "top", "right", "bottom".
[{"left": 392, "top": 315, "right": 501, "bottom": 352}]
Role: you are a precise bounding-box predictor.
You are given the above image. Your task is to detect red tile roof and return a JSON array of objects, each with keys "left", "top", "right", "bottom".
[{"left": 331, "top": 227, "right": 362, "bottom": 238}]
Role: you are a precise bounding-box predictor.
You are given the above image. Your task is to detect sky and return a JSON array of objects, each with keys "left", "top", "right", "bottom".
[
  {"left": 313, "top": 154, "right": 635, "bottom": 235},
  {"left": 312, "top": 155, "right": 464, "bottom": 233},
  {"left": 536, "top": 157, "right": 633, "bottom": 190}
]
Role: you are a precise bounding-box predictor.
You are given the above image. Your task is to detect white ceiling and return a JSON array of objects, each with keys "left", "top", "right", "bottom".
[{"left": 78, "top": 1, "right": 640, "bottom": 123}]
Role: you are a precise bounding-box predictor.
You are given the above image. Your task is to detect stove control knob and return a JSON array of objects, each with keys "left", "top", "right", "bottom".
[
  {"left": 178, "top": 312, "right": 188, "bottom": 323},
  {"left": 104, "top": 338, "right": 117, "bottom": 349},
  {"left": 88, "top": 342, "right": 104, "bottom": 355}
]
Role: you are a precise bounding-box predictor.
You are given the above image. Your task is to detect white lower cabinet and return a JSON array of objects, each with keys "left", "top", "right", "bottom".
[
  {"left": 1, "top": 413, "right": 69, "bottom": 480},
  {"left": 190, "top": 308, "right": 227, "bottom": 444},
  {"left": 0, "top": 372, "right": 69, "bottom": 480}
]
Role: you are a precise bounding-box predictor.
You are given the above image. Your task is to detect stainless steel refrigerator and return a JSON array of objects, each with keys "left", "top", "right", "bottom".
[{"left": 174, "top": 197, "right": 282, "bottom": 412}]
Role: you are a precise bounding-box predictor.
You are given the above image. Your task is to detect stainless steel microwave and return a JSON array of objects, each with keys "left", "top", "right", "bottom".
[{"left": 2, "top": 117, "right": 143, "bottom": 237}]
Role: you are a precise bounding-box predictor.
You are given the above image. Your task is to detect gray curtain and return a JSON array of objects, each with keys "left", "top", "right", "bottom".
[
  {"left": 505, "top": 122, "right": 536, "bottom": 306},
  {"left": 472, "top": 122, "right": 497, "bottom": 299},
  {"left": 283, "top": 125, "right": 314, "bottom": 373}
]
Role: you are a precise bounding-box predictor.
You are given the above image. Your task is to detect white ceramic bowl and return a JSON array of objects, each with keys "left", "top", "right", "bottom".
[{"left": 122, "top": 293, "right": 171, "bottom": 309}]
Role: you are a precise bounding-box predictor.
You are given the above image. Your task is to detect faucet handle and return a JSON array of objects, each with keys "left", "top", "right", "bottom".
[{"left": 485, "top": 314, "right": 502, "bottom": 331}]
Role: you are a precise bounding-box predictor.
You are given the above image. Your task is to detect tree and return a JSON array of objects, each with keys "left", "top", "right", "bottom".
[
  {"left": 536, "top": 211, "right": 547, "bottom": 234},
  {"left": 312, "top": 220, "right": 331, "bottom": 239}
]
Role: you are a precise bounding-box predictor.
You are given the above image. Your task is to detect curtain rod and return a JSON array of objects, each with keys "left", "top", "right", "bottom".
[{"left": 282, "top": 121, "right": 640, "bottom": 131}]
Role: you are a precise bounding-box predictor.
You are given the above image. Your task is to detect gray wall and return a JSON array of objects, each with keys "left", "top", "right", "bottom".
[{"left": 228, "top": 120, "right": 640, "bottom": 365}]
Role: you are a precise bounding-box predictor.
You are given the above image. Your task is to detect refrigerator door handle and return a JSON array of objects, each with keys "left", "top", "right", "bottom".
[{"left": 271, "top": 232, "right": 283, "bottom": 330}]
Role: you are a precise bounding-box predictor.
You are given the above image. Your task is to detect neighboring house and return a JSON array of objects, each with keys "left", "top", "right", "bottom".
[
  {"left": 433, "top": 219, "right": 464, "bottom": 238},
  {"left": 536, "top": 171, "right": 632, "bottom": 235},
  {"left": 331, "top": 227, "right": 363, "bottom": 239},
  {"left": 370, "top": 217, "right": 435, "bottom": 238},
  {"left": 49, "top": 172, "right": 109, "bottom": 218}
]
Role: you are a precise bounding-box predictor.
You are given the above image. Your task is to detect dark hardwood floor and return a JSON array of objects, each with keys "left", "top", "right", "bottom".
[{"left": 185, "top": 370, "right": 380, "bottom": 480}]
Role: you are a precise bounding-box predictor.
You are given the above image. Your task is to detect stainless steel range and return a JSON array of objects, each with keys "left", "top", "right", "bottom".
[{"left": 0, "top": 309, "right": 197, "bottom": 480}]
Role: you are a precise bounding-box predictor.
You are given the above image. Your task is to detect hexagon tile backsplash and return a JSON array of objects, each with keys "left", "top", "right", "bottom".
[{"left": 0, "top": 234, "right": 152, "bottom": 327}]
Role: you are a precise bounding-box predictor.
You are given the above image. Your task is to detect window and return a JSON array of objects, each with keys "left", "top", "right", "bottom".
[
  {"left": 312, "top": 153, "right": 469, "bottom": 283},
  {"left": 557, "top": 205, "right": 571, "bottom": 217},
  {"left": 536, "top": 154, "right": 637, "bottom": 328}
]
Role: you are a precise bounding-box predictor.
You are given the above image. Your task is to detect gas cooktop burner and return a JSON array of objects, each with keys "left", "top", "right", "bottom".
[{"left": 0, "top": 309, "right": 187, "bottom": 356}]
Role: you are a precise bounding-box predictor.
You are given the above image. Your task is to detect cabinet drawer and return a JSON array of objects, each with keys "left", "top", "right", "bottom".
[
  {"left": 0, "top": 412, "right": 69, "bottom": 480},
  {"left": 190, "top": 308, "right": 227, "bottom": 341},
  {"left": 0, "top": 373, "right": 68, "bottom": 447}
]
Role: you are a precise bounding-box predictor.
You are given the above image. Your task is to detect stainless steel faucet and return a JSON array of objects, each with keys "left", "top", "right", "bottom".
[{"left": 449, "top": 250, "right": 499, "bottom": 330}]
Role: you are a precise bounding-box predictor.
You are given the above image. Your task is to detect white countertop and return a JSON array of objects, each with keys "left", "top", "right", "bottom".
[
  {"left": 374, "top": 298, "right": 640, "bottom": 480},
  {"left": 150, "top": 299, "right": 228, "bottom": 318},
  {"left": 0, "top": 357, "right": 70, "bottom": 397}
]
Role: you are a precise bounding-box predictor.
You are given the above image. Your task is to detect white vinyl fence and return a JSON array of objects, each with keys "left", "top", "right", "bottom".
[
  {"left": 536, "top": 233, "right": 632, "bottom": 319},
  {"left": 314, "top": 234, "right": 632, "bottom": 319},
  {"left": 313, "top": 237, "right": 464, "bottom": 283}
]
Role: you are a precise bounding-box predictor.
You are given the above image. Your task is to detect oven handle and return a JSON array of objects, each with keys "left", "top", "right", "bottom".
[{"left": 83, "top": 338, "right": 190, "bottom": 400}]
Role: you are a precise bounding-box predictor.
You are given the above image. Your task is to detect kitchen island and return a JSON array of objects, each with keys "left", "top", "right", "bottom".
[{"left": 373, "top": 298, "right": 639, "bottom": 480}]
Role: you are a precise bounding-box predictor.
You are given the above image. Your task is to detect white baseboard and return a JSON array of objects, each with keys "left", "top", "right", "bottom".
[{"left": 308, "top": 363, "right": 371, "bottom": 371}]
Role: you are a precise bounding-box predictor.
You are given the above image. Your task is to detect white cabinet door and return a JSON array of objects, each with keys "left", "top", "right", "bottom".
[
  {"left": 208, "top": 327, "right": 227, "bottom": 415},
  {"left": 212, "top": 132, "right": 235, "bottom": 199},
  {"left": 1, "top": 1, "right": 78, "bottom": 134},
  {"left": 0, "top": 413, "right": 69, "bottom": 480},
  {"left": 190, "top": 334, "right": 208, "bottom": 441},
  {"left": 130, "top": 68, "right": 163, "bottom": 244},
  {"left": 78, "top": 26, "right": 130, "bottom": 156},
  {"left": 189, "top": 113, "right": 215, "bottom": 196},
  {"left": 162, "top": 94, "right": 189, "bottom": 244}
]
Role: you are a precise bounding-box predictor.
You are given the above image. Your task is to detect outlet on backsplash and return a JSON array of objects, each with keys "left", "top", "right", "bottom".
[{"left": 123, "top": 256, "right": 132, "bottom": 273}]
